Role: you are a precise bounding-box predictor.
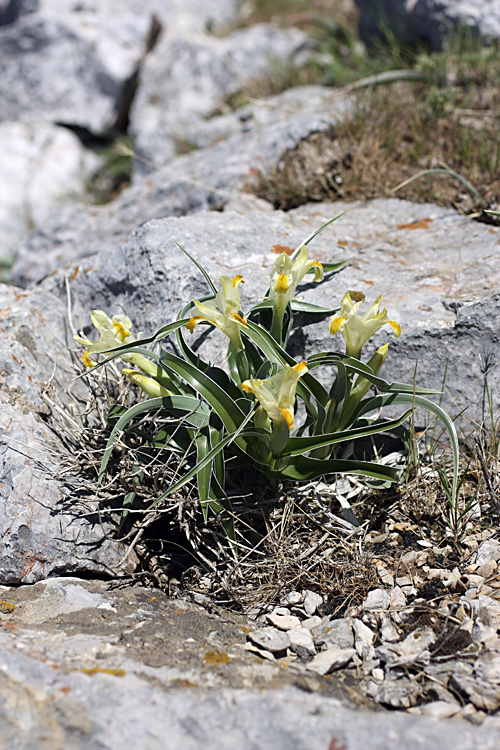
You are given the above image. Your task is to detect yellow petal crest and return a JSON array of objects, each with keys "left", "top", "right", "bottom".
[
  {"left": 186, "top": 316, "right": 203, "bottom": 333},
  {"left": 113, "top": 320, "right": 131, "bottom": 340},
  {"left": 275, "top": 272, "right": 289, "bottom": 294},
  {"left": 231, "top": 312, "right": 247, "bottom": 326},
  {"left": 294, "top": 361, "right": 308, "bottom": 374},
  {"left": 329, "top": 316, "right": 345, "bottom": 334},
  {"left": 388, "top": 320, "right": 401, "bottom": 337}
]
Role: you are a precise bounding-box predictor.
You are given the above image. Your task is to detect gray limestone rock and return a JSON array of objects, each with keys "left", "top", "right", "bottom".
[
  {"left": 0, "top": 0, "right": 38, "bottom": 25},
  {"left": 289, "top": 627, "right": 317, "bottom": 658},
  {"left": 0, "top": 0, "right": 158, "bottom": 131},
  {"left": 0, "top": 284, "right": 137, "bottom": 584},
  {"left": 12, "top": 86, "right": 354, "bottom": 287},
  {"left": 248, "top": 627, "right": 290, "bottom": 654},
  {"left": 0, "top": 121, "right": 101, "bottom": 260},
  {"left": 355, "top": 0, "right": 500, "bottom": 51},
  {"left": 307, "top": 646, "right": 356, "bottom": 675},
  {"left": 1, "top": 578, "right": 499, "bottom": 750},
  {"left": 373, "top": 674, "right": 421, "bottom": 709},
  {"left": 312, "top": 618, "right": 355, "bottom": 650},
  {"left": 129, "top": 22, "right": 312, "bottom": 174}
]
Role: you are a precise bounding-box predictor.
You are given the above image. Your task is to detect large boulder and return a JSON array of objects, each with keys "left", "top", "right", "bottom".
[
  {"left": 355, "top": 0, "right": 500, "bottom": 51},
  {"left": 0, "top": 121, "right": 101, "bottom": 262},
  {"left": 0, "top": 1, "right": 160, "bottom": 132}
]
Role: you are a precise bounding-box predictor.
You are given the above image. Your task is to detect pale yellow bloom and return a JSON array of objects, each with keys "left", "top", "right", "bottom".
[
  {"left": 74, "top": 309, "right": 165, "bottom": 383},
  {"left": 270, "top": 246, "right": 323, "bottom": 322},
  {"left": 186, "top": 275, "right": 246, "bottom": 349},
  {"left": 242, "top": 361, "right": 308, "bottom": 430},
  {"left": 74, "top": 310, "right": 134, "bottom": 367},
  {"left": 329, "top": 291, "right": 401, "bottom": 358}
]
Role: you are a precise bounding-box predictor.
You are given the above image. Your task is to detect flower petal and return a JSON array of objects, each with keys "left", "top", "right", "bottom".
[
  {"left": 329, "top": 315, "right": 345, "bottom": 334},
  {"left": 388, "top": 320, "right": 401, "bottom": 337}
]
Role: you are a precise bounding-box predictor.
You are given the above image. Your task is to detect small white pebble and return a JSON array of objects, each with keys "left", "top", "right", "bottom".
[{"left": 265, "top": 613, "right": 301, "bottom": 631}]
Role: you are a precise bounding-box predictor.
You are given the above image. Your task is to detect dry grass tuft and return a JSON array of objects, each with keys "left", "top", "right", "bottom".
[
  {"left": 45, "top": 365, "right": 500, "bottom": 617},
  {"left": 251, "top": 79, "right": 500, "bottom": 216}
]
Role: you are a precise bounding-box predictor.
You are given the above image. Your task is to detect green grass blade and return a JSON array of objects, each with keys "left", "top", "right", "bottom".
[
  {"left": 356, "top": 392, "right": 459, "bottom": 505},
  {"left": 391, "top": 167, "right": 484, "bottom": 204},
  {"left": 293, "top": 207, "right": 355, "bottom": 256},
  {"left": 174, "top": 240, "right": 218, "bottom": 294}
]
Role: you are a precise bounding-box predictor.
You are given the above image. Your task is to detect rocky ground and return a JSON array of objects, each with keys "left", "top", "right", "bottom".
[{"left": 1, "top": 1, "right": 500, "bottom": 747}]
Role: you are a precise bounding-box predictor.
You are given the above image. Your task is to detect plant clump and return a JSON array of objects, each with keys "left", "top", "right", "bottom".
[{"left": 70, "top": 214, "right": 463, "bottom": 607}]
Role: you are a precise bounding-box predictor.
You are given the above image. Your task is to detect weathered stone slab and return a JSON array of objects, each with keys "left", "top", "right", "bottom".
[
  {"left": 130, "top": 22, "right": 312, "bottom": 174},
  {"left": 12, "top": 85, "right": 353, "bottom": 286},
  {"left": 0, "top": 0, "right": 158, "bottom": 131},
  {"left": 0, "top": 121, "right": 101, "bottom": 260}
]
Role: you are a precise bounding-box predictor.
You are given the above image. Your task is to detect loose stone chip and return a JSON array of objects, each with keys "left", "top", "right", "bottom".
[
  {"left": 306, "top": 646, "right": 356, "bottom": 675},
  {"left": 288, "top": 627, "right": 316, "bottom": 658},
  {"left": 247, "top": 627, "right": 290, "bottom": 655}
]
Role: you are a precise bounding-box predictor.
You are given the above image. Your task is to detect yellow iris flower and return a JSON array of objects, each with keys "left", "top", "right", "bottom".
[
  {"left": 74, "top": 310, "right": 166, "bottom": 384},
  {"left": 242, "top": 361, "right": 308, "bottom": 431},
  {"left": 329, "top": 291, "right": 401, "bottom": 358},
  {"left": 186, "top": 275, "right": 247, "bottom": 350},
  {"left": 270, "top": 246, "right": 323, "bottom": 323},
  {"left": 74, "top": 310, "right": 134, "bottom": 367}
]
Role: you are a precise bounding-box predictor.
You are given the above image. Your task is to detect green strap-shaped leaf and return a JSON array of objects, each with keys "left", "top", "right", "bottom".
[
  {"left": 356, "top": 392, "right": 459, "bottom": 505},
  {"left": 248, "top": 299, "right": 338, "bottom": 315},
  {"left": 327, "top": 360, "right": 349, "bottom": 430},
  {"left": 210, "top": 425, "right": 225, "bottom": 491},
  {"left": 196, "top": 430, "right": 212, "bottom": 521},
  {"left": 278, "top": 456, "right": 400, "bottom": 483},
  {"left": 281, "top": 410, "right": 412, "bottom": 456},
  {"left": 307, "top": 352, "right": 440, "bottom": 395},
  {"left": 174, "top": 240, "right": 218, "bottom": 294},
  {"left": 147, "top": 408, "right": 256, "bottom": 509},
  {"left": 175, "top": 295, "right": 216, "bottom": 372},
  {"left": 159, "top": 351, "right": 246, "bottom": 433}
]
